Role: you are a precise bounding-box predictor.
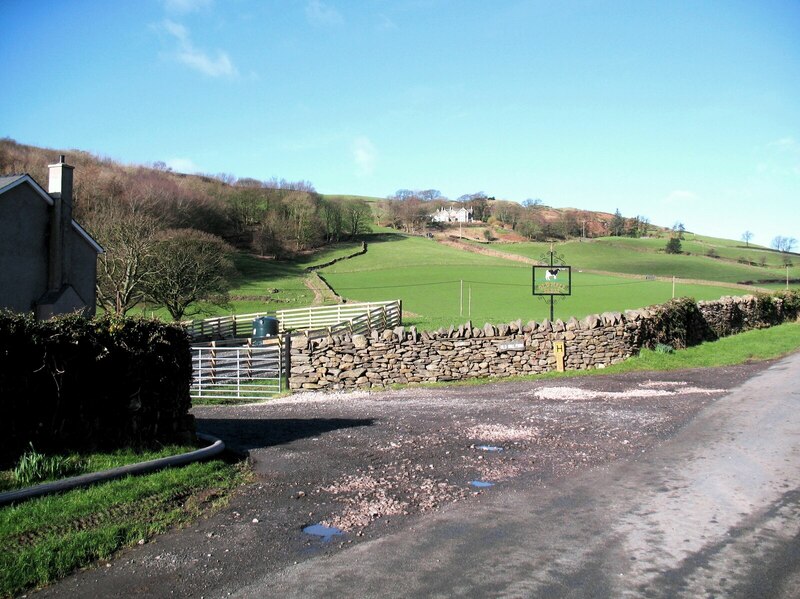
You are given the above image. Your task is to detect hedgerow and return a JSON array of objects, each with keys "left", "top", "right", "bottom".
[
  {"left": 641, "top": 297, "right": 713, "bottom": 350},
  {"left": 0, "top": 312, "right": 193, "bottom": 467}
]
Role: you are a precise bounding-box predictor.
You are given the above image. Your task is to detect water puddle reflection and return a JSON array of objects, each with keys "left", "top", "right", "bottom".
[
  {"left": 469, "top": 480, "right": 495, "bottom": 488},
  {"left": 303, "top": 523, "right": 345, "bottom": 541}
]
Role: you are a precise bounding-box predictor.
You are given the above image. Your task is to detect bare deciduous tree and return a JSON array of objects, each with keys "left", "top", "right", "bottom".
[
  {"left": 143, "top": 229, "right": 237, "bottom": 321},
  {"left": 89, "top": 211, "right": 160, "bottom": 315},
  {"left": 771, "top": 236, "right": 797, "bottom": 253}
]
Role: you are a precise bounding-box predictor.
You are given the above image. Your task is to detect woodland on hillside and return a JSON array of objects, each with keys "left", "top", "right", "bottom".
[
  {"left": 379, "top": 190, "right": 652, "bottom": 241},
  {"left": 0, "top": 139, "right": 370, "bottom": 318}
]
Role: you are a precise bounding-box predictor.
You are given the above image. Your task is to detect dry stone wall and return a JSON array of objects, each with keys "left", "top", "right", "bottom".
[
  {"left": 288, "top": 294, "right": 797, "bottom": 392},
  {"left": 698, "top": 294, "right": 789, "bottom": 337}
]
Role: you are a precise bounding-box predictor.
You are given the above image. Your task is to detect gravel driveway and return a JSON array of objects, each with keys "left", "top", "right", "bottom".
[{"left": 36, "top": 362, "right": 768, "bottom": 598}]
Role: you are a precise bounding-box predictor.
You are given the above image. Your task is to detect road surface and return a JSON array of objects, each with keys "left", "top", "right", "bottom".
[{"left": 238, "top": 353, "right": 800, "bottom": 598}]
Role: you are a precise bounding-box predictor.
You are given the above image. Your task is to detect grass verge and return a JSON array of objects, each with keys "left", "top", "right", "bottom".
[
  {"left": 0, "top": 444, "right": 216, "bottom": 492},
  {"left": 0, "top": 454, "right": 250, "bottom": 597},
  {"left": 603, "top": 321, "right": 800, "bottom": 373},
  {"left": 388, "top": 321, "right": 800, "bottom": 390}
]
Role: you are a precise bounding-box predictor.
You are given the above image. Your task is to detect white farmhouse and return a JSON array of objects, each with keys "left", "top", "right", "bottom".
[{"left": 431, "top": 205, "right": 473, "bottom": 223}]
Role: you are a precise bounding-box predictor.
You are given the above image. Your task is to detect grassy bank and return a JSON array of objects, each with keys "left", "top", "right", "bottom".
[
  {"left": 0, "top": 450, "right": 249, "bottom": 597},
  {"left": 397, "top": 321, "right": 800, "bottom": 391},
  {"left": 490, "top": 238, "right": 797, "bottom": 285},
  {"left": 605, "top": 321, "right": 800, "bottom": 373},
  {"left": 510, "top": 320, "right": 800, "bottom": 383}
]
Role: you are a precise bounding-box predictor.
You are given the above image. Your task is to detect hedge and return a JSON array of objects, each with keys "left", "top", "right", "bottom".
[{"left": 0, "top": 312, "right": 194, "bottom": 467}]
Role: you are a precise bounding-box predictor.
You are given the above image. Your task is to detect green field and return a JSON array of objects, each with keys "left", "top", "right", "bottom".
[
  {"left": 320, "top": 233, "right": 741, "bottom": 330},
  {"left": 322, "top": 194, "right": 384, "bottom": 203},
  {"left": 160, "top": 228, "right": 796, "bottom": 328},
  {"left": 599, "top": 235, "right": 797, "bottom": 271},
  {"left": 488, "top": 238, "right": 798, "bottom": 285}
]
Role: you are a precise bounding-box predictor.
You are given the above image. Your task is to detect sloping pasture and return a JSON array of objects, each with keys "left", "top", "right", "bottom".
[{"left": 320, "top": 234, "right": 739, "bottom": 330}]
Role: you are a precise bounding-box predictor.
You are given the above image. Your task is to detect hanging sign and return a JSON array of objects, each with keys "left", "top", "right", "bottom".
[{"left": 532, "top": 266, "right": 572, "bottom": 296}]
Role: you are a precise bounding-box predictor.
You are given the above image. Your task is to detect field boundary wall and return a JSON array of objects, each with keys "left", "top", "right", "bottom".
[{"left": 288, "top": 293, "right": 799, "bottom": 391}]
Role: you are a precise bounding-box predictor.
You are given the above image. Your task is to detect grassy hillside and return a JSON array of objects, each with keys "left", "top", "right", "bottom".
[
  {"left": 322, "top": 194, "right": 384, "bottom": 203},
  {"left": 491, "top": 238, "right": 798, "bottom": 285},
  {"left": 602, "top": 235, "right": 793, "bottom": 269},
  {"left": 319, "top": 233, "right": 742, "bottom": 330},
  {"left": 166, "top": 228, "right": 795, "bottom": 329}
]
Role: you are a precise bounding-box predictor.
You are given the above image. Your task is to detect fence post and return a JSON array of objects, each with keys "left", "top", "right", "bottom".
[
  {"left": 236, "top": 348, "right": 241, "bottom": 397},
  {"left": 283, "top": 332, "right": 292, "bottom": 392},
  {"left": 197, "top": 348, "right": 203, "bottom": 398}
]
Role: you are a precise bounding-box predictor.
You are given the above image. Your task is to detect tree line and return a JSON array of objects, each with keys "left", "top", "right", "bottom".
[
  {"left": 379, "top": 190, "right": 652, "bottom": 241},
  {"left": 0, "top": 139, "right": 370, "bottom": 320}
]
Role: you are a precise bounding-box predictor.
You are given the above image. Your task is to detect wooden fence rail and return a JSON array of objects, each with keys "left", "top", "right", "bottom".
[{"left": 185, "top": 300, "right": 401, "bottom": 342}]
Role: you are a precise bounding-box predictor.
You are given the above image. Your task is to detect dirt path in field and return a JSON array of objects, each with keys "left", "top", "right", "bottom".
[
  {"left": 437, "top": 237, "right": 764, "bottom": 292},
  {"left": 302, "top": 272, "right": 341, "bottom": 305},
  {"left": 436, "top": 237, "right": 539, "bottom": 264}
]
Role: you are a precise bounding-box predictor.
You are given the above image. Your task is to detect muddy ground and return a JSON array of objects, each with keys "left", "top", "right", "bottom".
[{"left": 36, "top": 362, "right": 768, "bottom": 598}]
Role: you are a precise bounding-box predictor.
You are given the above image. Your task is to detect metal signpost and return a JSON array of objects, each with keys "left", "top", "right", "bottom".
[{"left": 532, "top": 244, "right": 572, "bottom": 321}]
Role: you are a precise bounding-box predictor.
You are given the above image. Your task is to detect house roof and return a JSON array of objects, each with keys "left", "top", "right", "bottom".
[
  {"left": 0, "top": 173, "right": 104, "bottom": 254},
  {"left": 0, "top": 174, "right": 28, "bottom": 191}
]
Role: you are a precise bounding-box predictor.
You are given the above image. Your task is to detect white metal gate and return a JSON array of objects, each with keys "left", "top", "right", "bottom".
[{"left": 191, "top": 343, "right": 283, "bottom": 401}]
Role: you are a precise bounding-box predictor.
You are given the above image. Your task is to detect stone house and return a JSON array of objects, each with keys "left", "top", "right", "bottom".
[
  {"left": 431, "top": 205, "right": 473, "bottom": 223},
  {"left": 0, "top": 156, "right": 103, "bottom": 318}
]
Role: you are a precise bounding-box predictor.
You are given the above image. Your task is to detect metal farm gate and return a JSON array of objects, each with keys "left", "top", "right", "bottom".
[{"left": 191, "top": 341, "right": 284, "bottom": 401}]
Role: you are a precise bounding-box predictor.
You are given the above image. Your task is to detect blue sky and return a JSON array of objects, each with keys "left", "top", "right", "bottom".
[{"left": 1, "top": 0, "right": 798, "bottom": 245}]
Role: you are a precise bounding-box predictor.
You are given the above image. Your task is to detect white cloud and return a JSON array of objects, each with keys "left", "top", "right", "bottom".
[
  {"left": 767, "top": 136, "right": 798, "bottom": 150},
  {"left": 160, "top": 19, "right": 238, "bottom": 78},
  {"left": 756, "top": 137, "right": 800, "bottom": 177},
  {"left": 166, "top": 157, "right": 202, "bottom": 173},
  {"left": 663, "top": 190, "right": 697, "bottom": 204},
  {"left": 353, "top": 136, "right": 377, "bottom": 176},
  {"left": 162, "top": 19, "right": 190, "bottom": 44},
  {"left": 163, "top": 0, "right": 212, "bottom": 13},
  {"left": 306, "top": 0, "right": 344, "bottom": 27},
  {"left": 377, "top": 14, "right": 398, "bottom": 31}
]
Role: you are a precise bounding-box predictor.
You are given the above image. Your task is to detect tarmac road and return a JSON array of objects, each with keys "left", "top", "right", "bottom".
[{"left": 238, "top": 352, "right": 800, "bottom": 598}]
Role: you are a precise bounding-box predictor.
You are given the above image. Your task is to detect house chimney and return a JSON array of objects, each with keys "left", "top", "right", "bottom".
[
  {"left": 47, "top": 156, "right": 74, "bottom": 291},
  {"left": 48, "top": 155, "right": 73, "bottom": 204}
]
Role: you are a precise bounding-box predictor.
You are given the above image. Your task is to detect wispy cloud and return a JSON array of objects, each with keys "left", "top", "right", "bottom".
[
  {"left": 757, "top": 137, "right": 800, "bottom": 177},
  {"left": 160, "top": 19, "right": 238, "bottom": 78},
  {"left": 165, "top": 157, "right": 202, "bottom": 173},
  {"left": 306, "top": 1, "right": 344, "bottom": 27},
  {"left": 767, "top": 136, "right": 798, "bottom": 150},
  {"left": 377, "top": 14, "right": 398, "bottom": 31},
  {"left": 663, "top": 190, "right": 697, "bottom": 204},
  {"left": 353, "top": 136, "right": 377, "bottom": 176},
  {"left": 163, "top": 0, "right": 212, "bottom": 13}
]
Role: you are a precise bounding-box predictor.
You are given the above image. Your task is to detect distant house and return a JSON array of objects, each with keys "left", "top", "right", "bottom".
[
  {"left": 0, "top": 156, "right": 103, "bottom": 318},
  {"left": 431, "top": 205, "right": 473, "bottom": 223}
]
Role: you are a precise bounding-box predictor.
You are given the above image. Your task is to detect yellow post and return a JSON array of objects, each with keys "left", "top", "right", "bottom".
[{"left": 554, "top": 340, "right": 566, "bottom": 372}]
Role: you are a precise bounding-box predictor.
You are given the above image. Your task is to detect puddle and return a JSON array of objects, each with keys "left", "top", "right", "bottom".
[
  {"left": 469, "top": 480, "right": 495, "bottom": 488},
  {"left": 303, "top": 523, "right": 345, "bottom": 541},
  {"left": 476, "top": 445, "right": 504, "bottom": 452}
]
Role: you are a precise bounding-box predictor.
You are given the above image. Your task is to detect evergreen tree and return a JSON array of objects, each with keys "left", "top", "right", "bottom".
[
  {"left": 610, "top": 209, "right": 625, "bottom": 236},
  {"left": 665, "top": 237, "right": 682, "bottom": 254}
]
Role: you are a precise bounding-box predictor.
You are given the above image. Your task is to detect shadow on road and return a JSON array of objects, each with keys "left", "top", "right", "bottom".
[{"left": 196, "top": 417, "right": 375, "bottom": 452}]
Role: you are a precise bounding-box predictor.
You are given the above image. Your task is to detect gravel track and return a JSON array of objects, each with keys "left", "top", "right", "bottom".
[{"left": 34, "top": 362, "right": 768, "bottom": 598}]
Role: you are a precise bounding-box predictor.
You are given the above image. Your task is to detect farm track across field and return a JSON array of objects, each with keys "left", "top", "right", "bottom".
[{"left": 437, "top": 237, "right": 768, "bottom": 293}]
